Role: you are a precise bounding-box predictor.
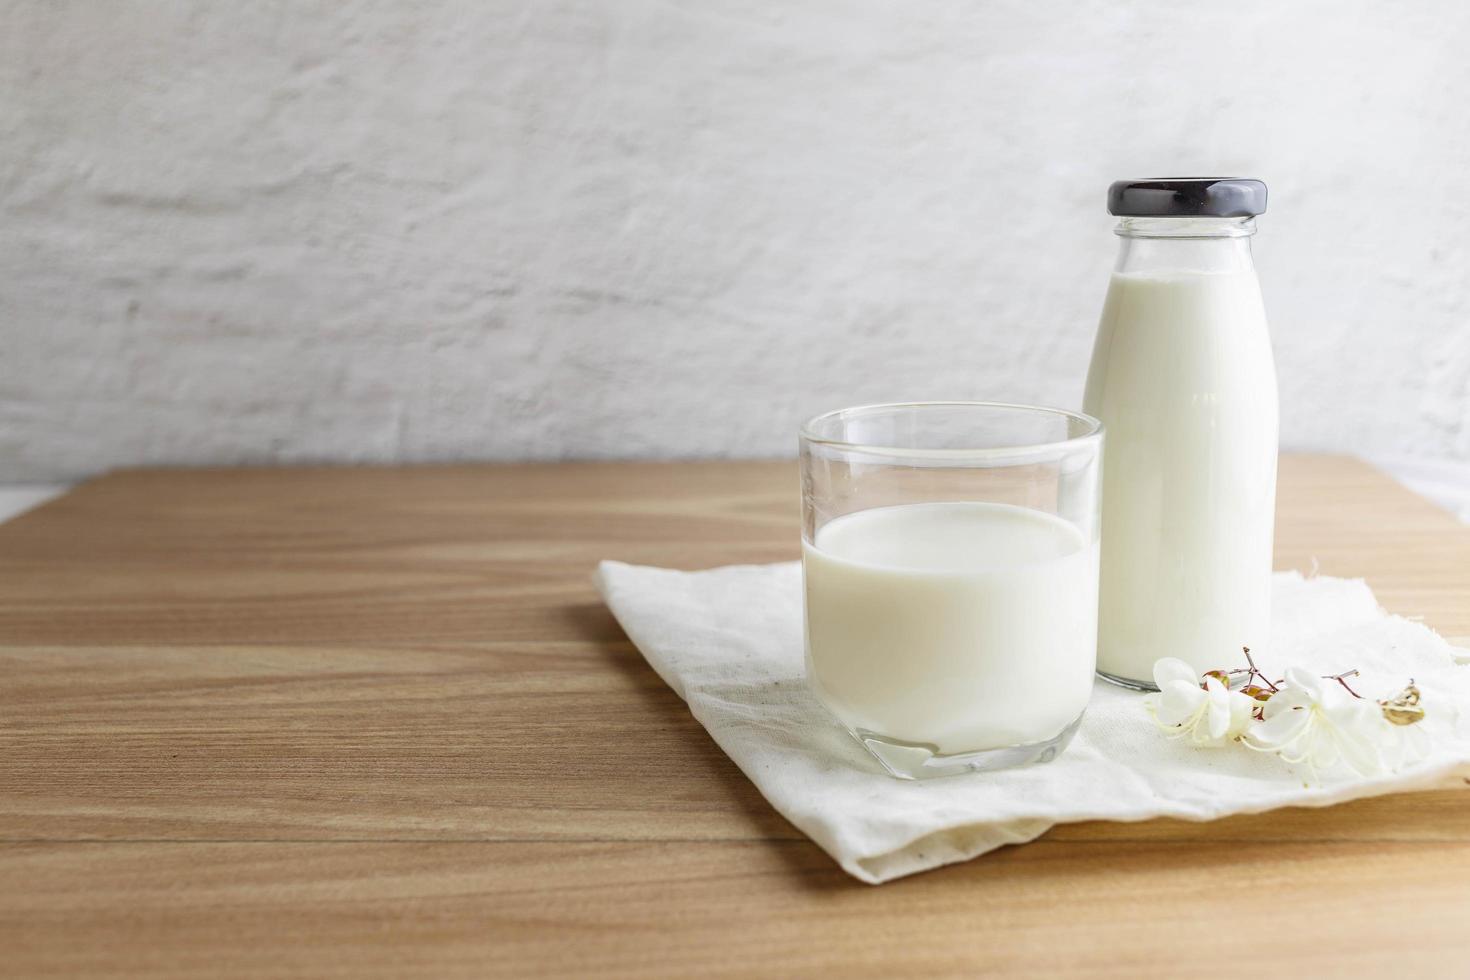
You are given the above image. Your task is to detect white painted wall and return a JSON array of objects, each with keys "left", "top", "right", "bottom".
[{"left": 4, "top": 1, "right": 1470, "bottom": 481}]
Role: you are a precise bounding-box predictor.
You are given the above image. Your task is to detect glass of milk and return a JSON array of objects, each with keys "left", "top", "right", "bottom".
[{"left": 800, "top": 402, "right": 1103, "bottom": 779}]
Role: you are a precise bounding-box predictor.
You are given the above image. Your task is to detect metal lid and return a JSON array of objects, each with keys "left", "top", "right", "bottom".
[{"left": 1107, "top": 178, "right": 1267, "bottom": 217}]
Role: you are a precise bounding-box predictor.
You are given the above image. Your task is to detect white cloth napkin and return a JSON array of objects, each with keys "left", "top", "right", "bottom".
[{"left": 596, "top": 560, "right": 1470, "bottom": 883}]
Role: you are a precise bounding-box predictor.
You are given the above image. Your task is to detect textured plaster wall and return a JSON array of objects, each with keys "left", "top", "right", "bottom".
[{"left": 4, "top": 1, "right": 1470, "bottom": 480}]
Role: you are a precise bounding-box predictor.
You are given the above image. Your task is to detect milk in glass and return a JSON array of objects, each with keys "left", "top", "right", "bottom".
[{"left": 803, "top": 501, "right": 1097, "bottom": 753}]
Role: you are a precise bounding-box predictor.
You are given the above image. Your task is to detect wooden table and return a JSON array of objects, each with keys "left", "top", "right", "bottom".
[{"left": 4, "top": 455, "right": 1470, "bottom": 978}]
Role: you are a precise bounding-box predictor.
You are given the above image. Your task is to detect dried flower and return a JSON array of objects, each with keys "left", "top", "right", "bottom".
[{"left": 1380, "top": 682, "right": 1425, "bottom": 726}]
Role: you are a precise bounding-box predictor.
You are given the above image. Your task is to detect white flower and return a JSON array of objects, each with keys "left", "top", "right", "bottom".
[
  {"left": 1244, "top": 667, "right": 1386, "bottom": 778},
  {"left": 1376, "top": 718, "right": 1432, "bottom": 770},
  {"left": 1146, "top": 657, "right": 1254, "bottom": 747}
]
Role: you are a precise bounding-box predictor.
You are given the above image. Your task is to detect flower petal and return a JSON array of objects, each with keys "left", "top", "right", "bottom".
[
  {"left": 1307, "top": 725, "right": 1341, "bottom": 770},
  {"left": 1260, "top": 686, "right": 1309, "bottom": 721},
  {"left": 1387, "top": 724, "right": 1433, "bottom": 768},
  {"left": 1204, "top": 679, "right": 1232, "bottom": 740},
  {"left": 1157, "top": 681, "right": 1205, "bottom": 726},
  {"left": 1250, "top": 704, "right": 1309, "bottom": 750},
  {"left": 1225, "top": 691, "right": 1256, "bottom": 739},
  {"left": 1331, "top": 701, "right": 1388, "bottom": 777},
  {"left": 1153, "top": 657, "right": 1200, "bottom": 689},
  {"left": 1282, "top": 666, "right": 1323, "bottom": 699},
  {"left": 1334, "top": 725, "right": 1384, "bottom": 777}
]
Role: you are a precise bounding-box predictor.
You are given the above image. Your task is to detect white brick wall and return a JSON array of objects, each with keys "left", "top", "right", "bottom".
[{"left": 4, "top": 1, "right": 1469, "bottom": 480}]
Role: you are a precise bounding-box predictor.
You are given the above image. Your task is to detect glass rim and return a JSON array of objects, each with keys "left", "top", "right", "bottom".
[{"left": 799, "top": 400, "right": 1103, "bottom": 460}]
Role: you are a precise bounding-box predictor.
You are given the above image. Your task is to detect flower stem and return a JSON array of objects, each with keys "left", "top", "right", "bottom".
[
  {"left": 1241, "top": 647, "right": 1279, "bottom": 693},
  {"left": 1327, "top": 669, "right": 1363, "bottom": 699}
]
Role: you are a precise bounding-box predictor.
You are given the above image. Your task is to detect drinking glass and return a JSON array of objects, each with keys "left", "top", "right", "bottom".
[{"left": 800, "top": 402, "right": 1103, "bottom": 779}]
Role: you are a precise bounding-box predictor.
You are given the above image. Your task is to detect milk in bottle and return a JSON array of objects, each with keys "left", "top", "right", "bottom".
[{"left": 1082, "top": 178, "right": 1278, "bottom": 687}]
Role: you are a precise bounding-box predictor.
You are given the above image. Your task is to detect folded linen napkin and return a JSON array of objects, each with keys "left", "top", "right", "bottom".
[{"left": 596, "top": 560, "right": 1470, "bottom": 883}]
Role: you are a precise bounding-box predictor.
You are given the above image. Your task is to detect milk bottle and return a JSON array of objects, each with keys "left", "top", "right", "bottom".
[{"left": 1082, "top": 178, "right": 1278, "bottom": 688}]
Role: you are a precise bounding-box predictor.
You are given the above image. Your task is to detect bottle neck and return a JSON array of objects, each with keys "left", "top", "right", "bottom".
[{"left": 1113, "top": 216, "right": 1257, "bottom": 276}]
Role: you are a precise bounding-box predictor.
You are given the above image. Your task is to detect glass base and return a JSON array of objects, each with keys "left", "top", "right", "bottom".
[
  {"left": 1096, "top": 669, "right": 1158, "bottom": 692},
  {"left": 851, "top": 713, "right": 1085, "bottom": 780}
]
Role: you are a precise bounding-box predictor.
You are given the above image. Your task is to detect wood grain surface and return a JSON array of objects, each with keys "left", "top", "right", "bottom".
[{"left": 3, "top": 455, "right": 1470, "bottom": 978}]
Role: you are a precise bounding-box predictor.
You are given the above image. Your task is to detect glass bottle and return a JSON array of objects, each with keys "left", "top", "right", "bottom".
[{"left": 1082, "top": 178, "right": 1278, "bottom": 689}]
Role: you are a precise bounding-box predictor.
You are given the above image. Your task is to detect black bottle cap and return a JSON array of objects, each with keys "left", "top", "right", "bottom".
[{"left": 1107, "top": 178, "right": 1267, "bottom": 217}]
